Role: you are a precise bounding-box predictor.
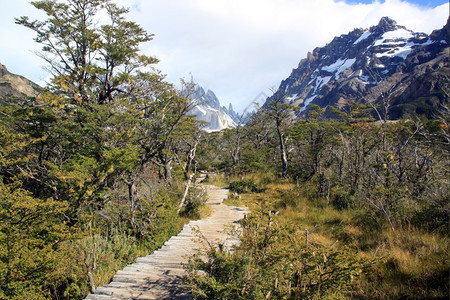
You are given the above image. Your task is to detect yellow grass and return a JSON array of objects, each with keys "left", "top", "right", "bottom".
[
  {"left": 199, "top": 204, "right": 213, "bottom": 219},
  {"left": 218, "top": 172, "right": 449, "bottom": 298}
]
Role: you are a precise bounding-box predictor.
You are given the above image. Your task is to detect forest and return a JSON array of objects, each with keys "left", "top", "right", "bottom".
[{"left": 0, "top": 0, "right": 448, "bottom": 299}]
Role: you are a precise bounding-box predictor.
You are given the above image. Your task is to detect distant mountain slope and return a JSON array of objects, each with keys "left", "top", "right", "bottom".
[
  {"left": 0, "top": 63, "right": 41, "bottom": 100},
  {"left": 0, "top": 63, "right": 238, "bottom": 131},
  {"left": 266, "top": 17, "right": 449, "bottom": 119},
  {"left": 188, "top": 85, "right": 239, "bottom": 131}
]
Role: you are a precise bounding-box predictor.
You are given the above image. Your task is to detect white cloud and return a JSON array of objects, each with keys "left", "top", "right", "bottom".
[{"left": 2, "top": 0, "right": 448, "bottom": 111}]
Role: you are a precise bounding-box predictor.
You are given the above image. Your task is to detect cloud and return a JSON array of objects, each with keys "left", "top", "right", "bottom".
[
  {"left": 2, "top": 0, "right": 448, "bottom": 111},
  {"left": 119, "top": 0, "right": 448, "bottom": 111},
  {"left": 0, "top": 1, "right": 48, "bottom": 81}
]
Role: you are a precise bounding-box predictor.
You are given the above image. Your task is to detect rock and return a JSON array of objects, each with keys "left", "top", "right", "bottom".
[
  {"left": 0, "top": 62, "right": 41, "bottom": 100},
  {"left": 263, "top": 16, "right": 449, "bottom": 120}
]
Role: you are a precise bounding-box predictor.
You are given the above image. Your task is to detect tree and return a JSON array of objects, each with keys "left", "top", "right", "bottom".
[
  {"left": 14, "top": 1, "right": 199, "bottom": 295},
  {"left": 0, "top": 124, "right": 71, "bottom": 299},
  {"left": 16, "top": 0, "right": 157, "bottom": 105},
  {"left": 263, "top": 91, "right": 297, "bottom": 178}
]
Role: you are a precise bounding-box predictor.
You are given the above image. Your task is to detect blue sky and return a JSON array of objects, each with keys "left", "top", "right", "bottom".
[
  {"left": 1, "top": 0, "right": 448, "bottom": 112},
  {"left": 345, "top": 0, "right": 448, "bottom": 6}
]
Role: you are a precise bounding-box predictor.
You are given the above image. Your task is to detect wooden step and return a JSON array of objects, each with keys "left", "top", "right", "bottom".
[{"left": 85, "top": 182, "right": 249, "bottom": 299}]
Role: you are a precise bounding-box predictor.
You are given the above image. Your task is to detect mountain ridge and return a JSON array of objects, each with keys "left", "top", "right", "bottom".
[
  {"left": 0, "top": 62, "right": 239, "bottom": 131},
  {"left": 265, "top": 16, "right": 449, "bottom": 119},
  {"left": 0, "top": 63, "right": 41, "bottom": 100},
  {"left": 187, "top": 85, "right": 240, "bottom": 131}
]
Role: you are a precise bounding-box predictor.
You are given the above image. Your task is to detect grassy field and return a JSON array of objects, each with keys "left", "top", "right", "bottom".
[{"left": 187, "top": 172, "right": 449, "bottom": 299}]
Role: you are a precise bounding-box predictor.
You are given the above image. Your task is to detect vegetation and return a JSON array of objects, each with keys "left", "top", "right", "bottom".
[
  {"left": 1, "top": 0, "right": 203, "bottom": 298},
  {"left": 0, "top": 1, "right": 448, "bottom": 299},
  {"left": 187, "top": 104, "right": 449, "bottom": 299}
]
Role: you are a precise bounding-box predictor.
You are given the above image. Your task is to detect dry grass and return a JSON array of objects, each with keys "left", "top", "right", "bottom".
[
  {"left": 198, "top": 204, "right": 213, "bottom": 219},
  {"left": 224, "top": 173, "right": 449, "bottom": 298},
  {"left": 223, "top": 194, "right": 246, "bottom": 207},
  {"left": 199, "top": 173, "right": 228, "bottom": 187}
]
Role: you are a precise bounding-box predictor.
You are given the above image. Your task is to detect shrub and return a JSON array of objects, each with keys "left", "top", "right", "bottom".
[
  {"left": 186, "top": 212, "right": 371, "bottom": 299},
  {"left": 181, "top": 186, "right": 207, "bottom": 220},
  {"left": 229, "top": 179, "right": 259, "bottom": 194},
  {"left": 332, "top": 185, "right": 355, "bottom": 210}
]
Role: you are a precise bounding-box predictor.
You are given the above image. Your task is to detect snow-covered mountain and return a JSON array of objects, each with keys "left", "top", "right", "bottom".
[
  {"left": 265, "top": 17, "right": 449, "bottom": 119},
  {"left": 188, "top": 85, "right": 239, "bottom": 132}
]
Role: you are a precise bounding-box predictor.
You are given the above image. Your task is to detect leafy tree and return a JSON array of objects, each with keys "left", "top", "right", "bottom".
[
  {"left": 11, "top": 0, "right": 199, "bottom": 296},
  {"left": 0, "top": 124, "right": 72, "bottom": 299},
  {"left": 16, "top": 0, "right": 157, "bottom": 105}
]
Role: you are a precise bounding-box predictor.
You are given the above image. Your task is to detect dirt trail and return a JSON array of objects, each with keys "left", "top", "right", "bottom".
[{"left": 85, "top": 179, "right": 248, "bottom": 299}]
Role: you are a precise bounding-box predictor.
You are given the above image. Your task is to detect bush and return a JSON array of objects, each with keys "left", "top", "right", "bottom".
[
  {"left": 332, "top": 185, "right": 355, "bottom": 210},
  {"left": 186, "top": 212, "right": 370, "bottom": 299},
  {"left": 229, "top": 179, "right": 259, "bottom": 194},
  {"left": 181, "top": 186, "right": 207, "bottom": 220}
]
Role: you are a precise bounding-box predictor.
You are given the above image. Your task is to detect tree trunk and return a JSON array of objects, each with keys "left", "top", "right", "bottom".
[
  {"left": 232, "top": 131, "right": 241, "bottom": 166},
  {"left": 277, "top": 120, "right": 288, "bottom": 178},
  {"left": 164, "top": 160, "right": 172, "bottom": 185},
  {"left": 184, "top": 140, "right": 199, "bottom": 180},
  {"left": 178, "top": 174, "right": 193, "bottom": 213},
  {"left": 127, "top": 179, "right": 138, "bottom": 228},
  {"left": 83, "top": 242, "right": 97, "bottom": 294}
]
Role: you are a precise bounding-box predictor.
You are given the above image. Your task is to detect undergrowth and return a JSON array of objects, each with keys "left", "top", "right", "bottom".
[{"left": 186, "top": 173, "right": 449, "bottom": 299}]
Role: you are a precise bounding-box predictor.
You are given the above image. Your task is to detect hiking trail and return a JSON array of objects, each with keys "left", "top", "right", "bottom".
[{"left": 86, "top": 176, "right": 248, "bottom": 299}]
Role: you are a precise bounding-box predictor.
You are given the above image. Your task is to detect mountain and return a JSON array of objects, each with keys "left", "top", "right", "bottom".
[
  {"left": 0, "top": 62, "right": 239, "bottom": 131},
  {"left": 266, "top": 17, "right": 449, "bottom": 119},
  {"left": 0, "top": 63, "right": 41, "bottom": 100},
  {"left": 188, "top": 85, "right": 240, "bottom": 131}
]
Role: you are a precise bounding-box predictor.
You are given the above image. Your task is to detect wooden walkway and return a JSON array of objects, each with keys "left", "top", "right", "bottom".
[{"left": 85, "top": 183, "right": 248, "bottom": 299}]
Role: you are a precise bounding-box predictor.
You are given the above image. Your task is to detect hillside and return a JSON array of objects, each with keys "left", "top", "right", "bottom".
[{"left": 0, "top": 63, "right": 41, "bottom": 100}]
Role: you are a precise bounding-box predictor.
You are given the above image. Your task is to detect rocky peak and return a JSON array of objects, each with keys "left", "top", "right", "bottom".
[
  {"left": 0, "top": 63, "right": 10, "bottom": 77},
  {"left": 377, "top": 16, "right": 398, "bottom": 32},
  {"left": 430, "top": 16, "right": 450, "bottom": 42},
  {"left": 264, "top": 17, "right": 449, "bottom": 119},
  {"left": 0, "top": 62, "right": 41, "bottom": 99},
  {"left": 192, "top": 86, "right": 221, "bottom": 110},
  {"left": 188, "top": 84, "right": 238, "bottom": 131}
]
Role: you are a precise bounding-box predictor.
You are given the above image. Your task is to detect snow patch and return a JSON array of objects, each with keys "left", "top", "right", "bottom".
[
  {"left": 322, "top": 58, "right": 346, "bottom": 73},
  {"left": 321, "top": 58, "right": 356, "bottom": 79},
  {"left": 206, "top": 106, "right": 219, "bottom": 112},
  {"left": 372, "top": 30, "right": 433, "bottom": 59},
  {"left": 374, "top": 28, "right": 414, "bottom": 46},
  {"left": 313, "top": 76, "right": 332, "bottom": 94},
  {"left": 375, "top": 38, "right": 432, "bottom": 59},
  {"left": 358, "top": 75, "right": 377, "bottom": 85},
  {"left": 375, "top": 42, "right": 412, "bottom": 59},
  {"left": 285, "top": 93, "right": 298, "bottom": 102},
  {"left": 195, "top": 106, "right": 206, "bottom": 115},
  {"left": 420, "top": 39, "right": 433, "bottom": 46},
  {"left": 353, "top": 31, "right": 371, "bottom": 45},
  {"left": 307, "top": 69, "right": 320, "bottom": 85},
  {"left": 300, "top": 95, "right": 317, "bottom": 112}
]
